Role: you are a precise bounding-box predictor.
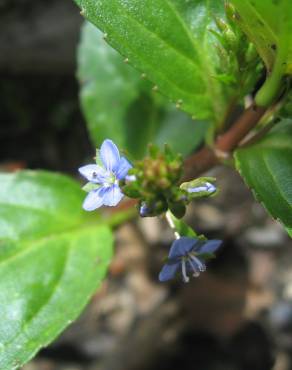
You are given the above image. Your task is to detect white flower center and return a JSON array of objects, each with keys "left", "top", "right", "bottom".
[{"left": 103, "top": 172, "right": 118, "bottom": 187}]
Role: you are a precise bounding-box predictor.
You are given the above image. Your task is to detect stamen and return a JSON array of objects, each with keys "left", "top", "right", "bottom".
[
  {"left": 189, "top": 254, "right": 206, "bottom": 272},
  {"left": 187, "top": 257, "right": 201, "bottom": 278},
  {"left": 181, "top": 259, "right": 189, "bottom": 283}
]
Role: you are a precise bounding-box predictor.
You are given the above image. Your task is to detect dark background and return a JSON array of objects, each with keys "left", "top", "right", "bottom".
[
  {"left": 1, "top": 2, "right": 292, "bottom": 370},
  {"left": 0, "top": 0, "right": 91, "bottom": 173}
]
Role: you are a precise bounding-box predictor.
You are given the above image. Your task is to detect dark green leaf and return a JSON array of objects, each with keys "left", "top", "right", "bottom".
[
  {"left": 78, "top": 21, "right": 210, "bottom": 158},
  {"left": 75, "top": 0, "right": 234, "bottom": 125},
  {"left": 235, "top": 120, "right": 292, "bottom": 235},
  {"left": 0, "top": 171, "right": 113, "bottom": 369}
]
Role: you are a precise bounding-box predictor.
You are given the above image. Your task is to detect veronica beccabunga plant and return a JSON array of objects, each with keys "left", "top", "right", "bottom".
[
  {"left": 79, "top": 139, "right": 222, "bottom": 283},
  {"left": 2, "top": 0, "right": 292, "bottom": 368}
]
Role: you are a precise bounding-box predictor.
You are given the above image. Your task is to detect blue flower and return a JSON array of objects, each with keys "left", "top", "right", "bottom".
[
  {"left": 159, "top": 237, "right": 222, "bottom": 283},
  {"left": 79, "top": 139, "right": 132, "bottom": 211}
]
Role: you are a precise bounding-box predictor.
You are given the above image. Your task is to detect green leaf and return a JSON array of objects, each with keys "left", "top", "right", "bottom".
[
  {"left": 75, "top": 0, "right": 233, "bottom": 125},
  {"left": 235, "top": 119, "right": 292, "bottom": 235},
  {"left": 0, "top": 171, "right": 85, "bottom": 243},
  {"left": 0, "top": 171, "right": 113, "bottom": 369},
  {"left": 78, "top": 21, "right": 210, "bottom": 158},
  {"left": 82, "top": 182, "right": 101, "bottom": 192},
  {"left": 229, "top": 0, "right": 292, "bottom": 73}
]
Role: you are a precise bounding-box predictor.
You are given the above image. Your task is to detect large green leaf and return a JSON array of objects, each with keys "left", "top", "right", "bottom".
[
  {"left": 75, "top": 0, "right": 231, "bottom": 125},
  {"left": 229, "top": 0, "right": 292, "bottom": 73},
  {"left": 77, "top": 21, "right": 210, "bottom": 158},
  {"left": 235, "top": 120, "right": 292, "bottom": 235},
  {"left": 0, "top": 171, "right": 113, "bottom": 369}
]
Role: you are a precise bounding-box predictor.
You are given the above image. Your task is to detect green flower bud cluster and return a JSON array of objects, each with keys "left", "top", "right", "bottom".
[
  {"left": 210, "top": 3, "right": 262, "bottom": 98},
  {"left": 121, "top": 144, "right": 183, "bottom": 217},
  {"left": 121, "top": 145, "right": 218, "bottom": 219}
]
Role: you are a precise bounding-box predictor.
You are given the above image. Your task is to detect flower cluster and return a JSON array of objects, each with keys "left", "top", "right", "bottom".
[{"left": 78, "top": 139, "right": 222, "bottom": 283}]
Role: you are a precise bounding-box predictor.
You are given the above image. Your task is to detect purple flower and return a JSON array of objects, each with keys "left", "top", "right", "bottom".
[
  {"left": 159, "top": 237, "right": 222, "bottom": 283},
  {"left": 79, "top": 139, "right": 132, "bottom": 211}
]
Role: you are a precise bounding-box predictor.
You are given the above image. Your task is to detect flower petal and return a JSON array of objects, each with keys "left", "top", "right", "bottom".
[
  {"left": 116, "top": 157, "right": 132, "bottom": 180},
  {"left": 159, "top": 262, "right": 180, "bottom": 282},
  {"left": 78, "top": 164, "right": 107, "bottom": 183},
  {"left": 82, "top": 188, "right": 106, "bottom": 211},
  {"left": 100, "top": 139, "right": 120, "bottom": 172},
  {"left": 102, "top": 184, "right": 124, "bottom": 206},
  {"left": 199, "top": 240, "right": 222, "bottom": 254},
  {"left": 168, "top": 237, "right": 198, "bottom": 259}
]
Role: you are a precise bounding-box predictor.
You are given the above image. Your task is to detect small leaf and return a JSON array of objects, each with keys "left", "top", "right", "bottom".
[
  {"left": 0, "top": 171, "right": 113, "bottom": 369},
  {"left": 235, "top": 119, "right": 292, "bottom": 236},
  {"left": 82, "top": 182, "right": 101, "bottom": 192}
]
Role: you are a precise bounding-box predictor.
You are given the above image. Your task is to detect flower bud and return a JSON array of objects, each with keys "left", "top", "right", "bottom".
[
  {"left": 180, "top": 177, "right": 218, "bottom": 200},
  {"left": 138, "top": 199, "right": 168, "bottom": 217}
]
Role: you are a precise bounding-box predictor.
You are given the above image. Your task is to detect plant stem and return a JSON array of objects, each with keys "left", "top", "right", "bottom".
[
  {"left": 183, "top": 146, "right": 219, "bottom": 181},
  {"left": 165, "top": 211, "right": 180, "bottom": 239},
  {"left": 215, "top": 104, "right": 266, "bottom": 152},
  {"left": 183, "top": 103, "right": 267, "bottom": 181},
  {"left": 255, "top": 40, "right": 287, "bottom": 107}
]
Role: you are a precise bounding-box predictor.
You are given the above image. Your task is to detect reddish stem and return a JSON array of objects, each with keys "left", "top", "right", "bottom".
[
  {"left": 183, "top": 104, "right": 267, "bottom": 181},
  {"left": 216, "top": 105, "right": 266, "bottom": 152}
]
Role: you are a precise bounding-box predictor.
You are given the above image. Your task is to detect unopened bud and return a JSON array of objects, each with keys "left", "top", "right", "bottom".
[
  {"left": 138, "top": 199, "right": 168, "bottom": 217},
  {"left": 139, "top": 202, "right": 151, "bottom": 217},
  {"left": 180, "top": 177, "right": 218, "bottom": 200}
]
